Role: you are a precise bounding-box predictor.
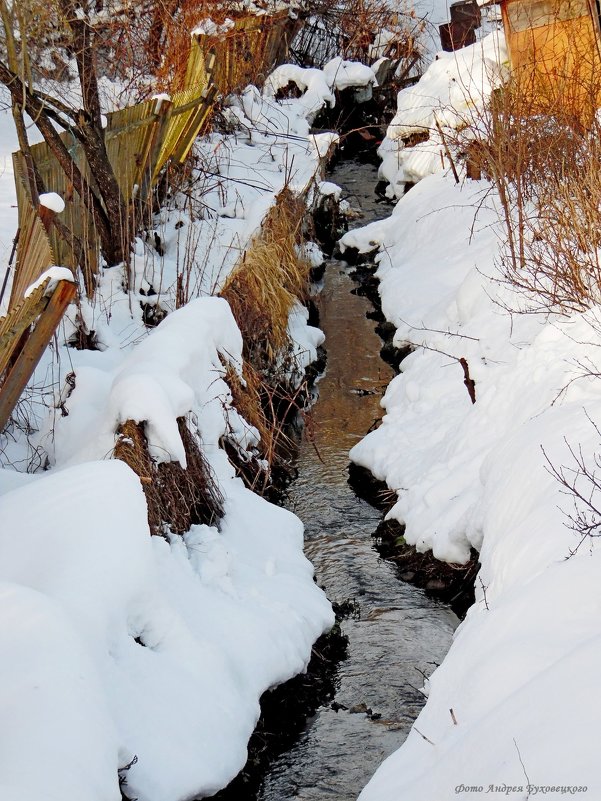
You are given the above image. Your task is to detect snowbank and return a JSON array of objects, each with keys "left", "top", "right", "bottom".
[
  {"left": 349, "top": 165, "right": 601, "bottom": 801},
  {"left": 0, "top": 59, "right": 359, "bottom": 801},
  {"left": 335, "top": 18, "right": 601, "bottom": 796},
  {"left": 0, "top": 458, "right": 332, "bottom": 801},
  {"left": 376, "top": 32, "right": 508, "bottom": 198},
  {"left": 264, "top": 58, "right": 376, "bottom": 122},
  {"left": 0, "top": 294, "right": 334, "bottom": 801}
]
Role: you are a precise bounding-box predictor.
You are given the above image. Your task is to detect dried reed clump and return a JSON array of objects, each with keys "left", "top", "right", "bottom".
[
  {"left": 220, "top": 187, "right": 312, "bottom": 365},
  {"left": 224, "top": 361, "right": 271, "bottom": 449},
  {"left": 114, "top": 416, "right": 224, "bottom": 536},
  {"left": 222, "top": 360, "right": 306, "bottom": 496}
]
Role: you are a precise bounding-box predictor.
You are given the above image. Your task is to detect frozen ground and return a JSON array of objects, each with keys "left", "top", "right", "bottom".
[{"left": 343, "top": 31, "right": 601, "bottom": 801}]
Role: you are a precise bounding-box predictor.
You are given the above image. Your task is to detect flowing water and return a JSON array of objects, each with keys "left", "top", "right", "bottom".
[{"left": 255, "top": 159, "right": 458, "bottom": 801}]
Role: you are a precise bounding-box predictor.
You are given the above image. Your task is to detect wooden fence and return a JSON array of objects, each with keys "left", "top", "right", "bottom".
[
  {"left": 12, "top": 51, "right": 214, "bottom": 295},
  {"left": 0, "top": 10, "right": 297, "bottom": 433},
  {"left": 194, "top": 11, "right": 299, "bottom": 95}
]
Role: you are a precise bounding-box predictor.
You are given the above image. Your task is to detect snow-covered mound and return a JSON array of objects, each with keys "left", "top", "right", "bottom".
[
  {"left": 0, "top": 55, "right": 392, "bottom": 800},
  {"left": 348, "top": 130, "right": 601, "bottom": 801},
  {"left": 264, "top": 57, "right": 377, "bottom": 122},
  {"left": 0, "top": 297, "right": 334, "bottom": 801},
  {"left": 352, "top": 166, "right": 601, "bottom": 801},
  {"left": 377, "top": 32, "right": 508, "bottom": 198},
  {"left": 339, "top": 18, "right": 601, "bottom": 798}
]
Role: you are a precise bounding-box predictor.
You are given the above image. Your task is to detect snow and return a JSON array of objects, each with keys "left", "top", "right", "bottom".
[
  {"left": 0, "top": 459, "right": 332, "bottom": 801},
  {"left": 0, "top": 288, "right": 334, "bottom": 799},
  {"left": 151, "top": 93, "right": 171, "bottom": 114},
  {"left": 38, "top": 192, "right": 65, "bottom": 214},
  {"left": 191, "top": 17, "right": 235, "bottom": 37},
  {"left": 24, "top": 266, "right": 74, "bottom": 298},
  {"left": 318, "top": 180, "right": 342, "bottom": 199},
  {"left": 264, "top": 58, "right": 376, "bottom": 123},
  {"left": 374, "top": 32, "right": 508, "bottom": 198},
  {"left": 345, "top": 26, "right": 601, "bottom": 801},
  {"left": 0, "top": 55, "right": 373, "bottom": 801},
  {"left": 323, "top": 57, "right": 377, "bottom": 92}
]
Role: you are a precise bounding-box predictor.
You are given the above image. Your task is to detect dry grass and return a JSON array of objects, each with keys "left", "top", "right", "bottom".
[
  {"left": 338, "top": 0, "right": 424, "bottom": 66},
  {"left": 114, "top": 416, "right": 224, "bottom": 536},
  {"left": 220, "top": 187, "right": 312, "bottom": 366},
  {"left": 222, "top": 360, "right": 311, "bottom": 496},
  {"left": 462, "top": 70, "right": 601, "bottom": 314}
]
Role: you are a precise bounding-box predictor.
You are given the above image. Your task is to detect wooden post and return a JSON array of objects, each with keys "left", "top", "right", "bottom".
[
  {"left": 38, "top": 204, "right": 57, "bottom": 234},
  {"left": 171, "top": 84, "right": 218, "bottom": 164},
  {"left": 137, "top": 96, "right": 174, "bottom": 207},
  {"left": 0, "top": 279, "right": 76, "bottom": 432}
]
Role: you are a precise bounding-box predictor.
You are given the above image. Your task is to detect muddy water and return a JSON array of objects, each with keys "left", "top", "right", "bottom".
[{"left": 257, "top": 159, "right": 457, "bottom": 801}]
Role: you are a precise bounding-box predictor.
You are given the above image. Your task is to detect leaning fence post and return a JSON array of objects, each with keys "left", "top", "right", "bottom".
[
  {"left": 0, "top": 278, "right": 76, "bottom": 432},
  {"left": 137, "top": 95, "right": 174, "bottom": 209}
]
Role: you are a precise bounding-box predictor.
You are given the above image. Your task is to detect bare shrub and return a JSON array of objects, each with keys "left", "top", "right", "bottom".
[
  {"left": 542, "top": 414, "right": 601, "bottom": 557},
  {"left": 292, "top": 0, "right": 425, "bottom": 75},
  {"left": 465, "top": 66, "right": 601, "bottom": 314}
]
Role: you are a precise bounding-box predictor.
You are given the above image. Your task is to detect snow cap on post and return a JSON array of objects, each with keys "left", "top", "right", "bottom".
[
  {"left": 38, "top": 192, "right": 65, "bottom": 234},
  {"left": 39, "top": 192, "right": 65, "bottom": 214}
]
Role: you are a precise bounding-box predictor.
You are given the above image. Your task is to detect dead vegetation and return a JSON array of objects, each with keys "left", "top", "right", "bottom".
[
  {"left": 291, "top": 0, "right": 424, "bottom": 76},
  {"left": 221, "top": 187, "right": 312, "bottom": 366},
  {"left": 114, "top": 416, "right": 224, "bottom": 536},
  {"left": 222, "top": 360, "right": 312, "bottom": 497},
  {"left": 463, "top": 68, "right": 601, "bottom": 315}
]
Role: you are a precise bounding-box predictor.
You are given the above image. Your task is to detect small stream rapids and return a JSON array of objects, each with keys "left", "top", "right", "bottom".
[{"left": 254, "top": 158, "right": 458, "bottom": 800}]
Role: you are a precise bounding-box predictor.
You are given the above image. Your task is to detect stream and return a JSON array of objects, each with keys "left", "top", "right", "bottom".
[{"left": 253, "top": 158, "right": 458, "bottom": 800}]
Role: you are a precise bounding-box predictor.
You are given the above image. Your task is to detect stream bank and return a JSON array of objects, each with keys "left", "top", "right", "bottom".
[{"left": 211, "top": 155, "right": 462, "bottom": 800}]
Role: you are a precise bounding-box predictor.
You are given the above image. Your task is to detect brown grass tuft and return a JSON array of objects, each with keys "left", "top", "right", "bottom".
[
  {"left": 220, "top": 187, "right": 312, "bottom": 366},
  {"left": 462, "top": 76, "right": 601, "bottom": 314},
  {"left": 114, "top": 416, "right": 224, "bottom": 535}
]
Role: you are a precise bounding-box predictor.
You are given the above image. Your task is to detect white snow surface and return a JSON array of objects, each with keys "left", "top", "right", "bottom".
[
  {"left": 0, "top": 294, "right": 333, "bottom": 801},
  {"left": 334, "top": 19, "right": 601, "bottom": 797},
  {"left": 264, "top": 58, "right": 376, "bottom": 122},
  {"left": 0, "top": 459, "right": 332, "bottom": 801},
  {"left": 350, "top": 153, "right": 601, "bottom": 801},
  {"left": 38, "top": 192, "right": 65, "bottom": 213},
  {"left": 376, "top": 32, "right": 508, "bottom": 198},
  {"left": 24, "top": 266, "right": 74, "bottom": 298},
  {"left": 0, "top": 59, "right": 375, "bottom": 800}
]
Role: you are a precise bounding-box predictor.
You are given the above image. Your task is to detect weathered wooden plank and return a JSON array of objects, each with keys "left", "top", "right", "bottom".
[
  {"left": 0, "top": 279, "right": 76, "bottom": 432},
  {"left": 0, "top": 281, "right": 49, "bottom": 376}
]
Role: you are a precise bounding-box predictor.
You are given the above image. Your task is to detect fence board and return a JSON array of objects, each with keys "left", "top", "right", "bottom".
[{"left": 0, "top": 279, "right": 76, "bottom": 432}]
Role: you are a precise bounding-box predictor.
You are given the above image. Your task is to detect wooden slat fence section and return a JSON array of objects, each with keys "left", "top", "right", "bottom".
[
  {"left": 14, "top": 139, "right": 100, "bottom": 293},
  {"left": 11, "top": 72, "right": 214, "bottom": 294},
  {"left": 0, "top": 279, "right": 77, "bottom": 432},
  {"left": 9, "top": 11, "right": 296, "bottom": 304},
  {"left": 0, "top": 281, "right": 50, "bottom": 378},
  {"left": 1, "top": 10, "right": 299, "bottom": 431},
  {"left": 196, "top": 12, "right": 293, "bottom": 96},
  {"left": 9, "top": 170, "right": 55, "bottom": 308},
  {"left": 105, "top": 100, "right": 157, "bottom": 203}
]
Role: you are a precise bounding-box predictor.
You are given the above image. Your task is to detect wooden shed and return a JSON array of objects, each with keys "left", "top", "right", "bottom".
[{"left": 497, "top": 0, "right": 601, "bottom": 119}]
